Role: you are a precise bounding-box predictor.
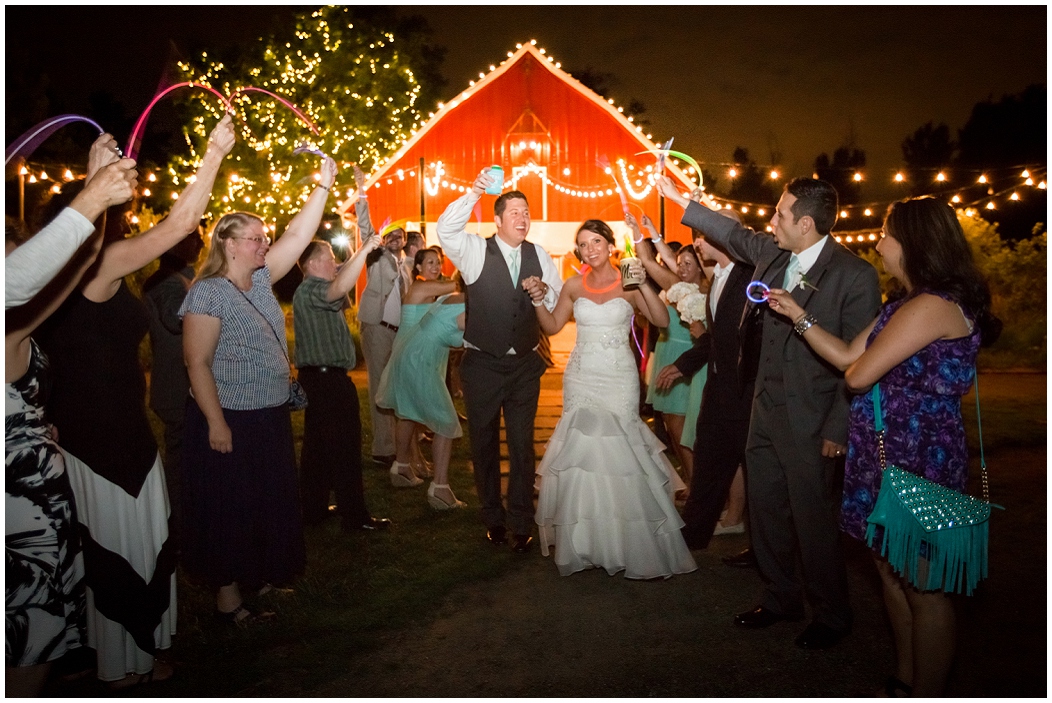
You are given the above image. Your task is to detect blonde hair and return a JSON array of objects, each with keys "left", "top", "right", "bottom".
[{"left": 194, "top": 212, "right": 265, "bottom": 282}]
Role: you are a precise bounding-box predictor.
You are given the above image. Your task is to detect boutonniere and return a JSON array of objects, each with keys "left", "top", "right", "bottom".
[{"left": 798, "top": 273, "right": 820, "bottom": 292}]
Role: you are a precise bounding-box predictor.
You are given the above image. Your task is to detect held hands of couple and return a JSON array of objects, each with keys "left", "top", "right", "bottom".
[{"left": 521, "top": 275, "right": 547, "bottom": 306}]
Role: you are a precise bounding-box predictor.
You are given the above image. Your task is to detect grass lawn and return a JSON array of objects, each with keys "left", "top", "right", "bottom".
[{"left": 46, "top": 371, "right": 1045, "bottom": 696}]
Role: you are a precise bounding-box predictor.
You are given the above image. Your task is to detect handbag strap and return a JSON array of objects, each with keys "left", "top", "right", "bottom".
[
  {"left": 227, "top": 278, "right": 293, "bottom": 368},
  {"left": 871, "top": 376, "right": 989, "bottom": 503}
]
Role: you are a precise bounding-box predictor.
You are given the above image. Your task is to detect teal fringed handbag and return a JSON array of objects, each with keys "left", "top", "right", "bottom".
[{"left": 864, "top": 379, "right": 999, "bottom": 596}]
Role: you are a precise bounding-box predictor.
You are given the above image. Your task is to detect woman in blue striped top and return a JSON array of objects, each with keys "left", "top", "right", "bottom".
[{"left": 179, "top": 156, "right": 337, "bottom": 625}]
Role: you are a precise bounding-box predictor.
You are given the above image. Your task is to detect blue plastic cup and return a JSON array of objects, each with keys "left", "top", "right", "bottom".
[{"left": 485, "top": 165, "right": 503, "bottom": 195}]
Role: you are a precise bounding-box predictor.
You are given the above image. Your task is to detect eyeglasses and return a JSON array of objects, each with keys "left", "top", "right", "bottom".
[{"left": 232, "top": 236, "right": 271, "bottom": 246}]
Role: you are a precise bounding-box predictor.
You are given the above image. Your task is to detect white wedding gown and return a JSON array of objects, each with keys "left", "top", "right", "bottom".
[{"left": 536, "top": 297, "right": 698, "bottom": 579}]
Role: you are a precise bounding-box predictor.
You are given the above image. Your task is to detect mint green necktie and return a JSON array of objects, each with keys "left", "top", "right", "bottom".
[
  {"left": 783, "top": 255, "right": 800, "bottom": 290},
  {"left": 509, "top": 248, "right": 520, "bottom": 285}
]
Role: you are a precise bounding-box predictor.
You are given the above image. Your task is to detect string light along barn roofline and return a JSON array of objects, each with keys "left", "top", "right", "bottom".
[{"left": 357, "top": 41, "right": 697, "bottom": 196}]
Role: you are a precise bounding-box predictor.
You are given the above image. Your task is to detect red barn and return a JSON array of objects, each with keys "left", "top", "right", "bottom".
[{"left": 345, "top": 41, "right": 698, "bottom": 272}]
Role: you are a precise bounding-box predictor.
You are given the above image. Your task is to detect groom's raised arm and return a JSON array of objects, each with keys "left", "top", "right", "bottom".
[{"left": 436, "top": 170, "right": 490, "bottom": 285}]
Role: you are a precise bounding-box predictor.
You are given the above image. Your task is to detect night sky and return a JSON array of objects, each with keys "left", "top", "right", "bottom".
[{"left": 6, "top": 6, "right": 1046, "bottom": 200}]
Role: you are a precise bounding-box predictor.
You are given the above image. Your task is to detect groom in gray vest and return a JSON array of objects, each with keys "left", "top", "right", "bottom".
[{"left": 437, "top": 169, "right": 563, "bottom": 553}]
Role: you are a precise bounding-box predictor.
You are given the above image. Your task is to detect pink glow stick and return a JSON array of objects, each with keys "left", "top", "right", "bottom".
[
  {"left": 125, "top": 82, "right": 231, "bottom": 160},
  {"left": 230, "top": 86, "right": 320, "bottom": 135}
]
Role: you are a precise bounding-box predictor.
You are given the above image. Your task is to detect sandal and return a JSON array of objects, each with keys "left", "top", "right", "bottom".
[
  {"left": 214, "top": 604, "right": 276, "bottom": 627},
  {"left": 107, "top": 660, "right": 174, "bottom": 690},
  {"left": 885, "top": 675, "right": 913, "bottom": 697},
  {"left": 390, "top": 461, "right": 423, "bottom": 487}
]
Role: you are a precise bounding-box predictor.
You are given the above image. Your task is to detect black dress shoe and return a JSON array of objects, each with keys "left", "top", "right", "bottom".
[
  {"left": 372, "top": 454, "right": 396, "bottom": 467},
  {"left": 486, "top": 526, "right": 508, "bottom": 545},
  {"left": 682, "top": 531, "right": 708, "bottom": 551},
  {"left": 733, "top": 606, "right": 802, "bottom": 629},
  {"left": 345, "top": 517, "right": 392, "bottom": 532},
  {"left": 794, "top": 622, "right": 849, "bottom": 650},
  {"left": 511, "top": 534, "right": 534, "bottom": 553},
  {"left": 722, "top": 547, "right": 757, "bottom": 568}
]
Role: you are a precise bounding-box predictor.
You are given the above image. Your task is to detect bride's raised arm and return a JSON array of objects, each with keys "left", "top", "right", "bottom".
[
  {"left": 623, "top": 260, "right": 669, "bottom": 327},
  {"left": 524, "top": 274, "right": 574, "bottom": 336}
]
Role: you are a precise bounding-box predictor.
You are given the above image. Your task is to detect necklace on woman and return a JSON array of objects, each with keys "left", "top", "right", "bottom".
[{"left": 581, "top": 268, "right": 621, "bottom": 294}]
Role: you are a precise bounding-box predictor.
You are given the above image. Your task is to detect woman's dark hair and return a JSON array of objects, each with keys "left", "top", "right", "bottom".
[
  {"left": 676, "top": 242, "right": 701, "bottom": 272},
  {"left": 666, "top": 241, "right": 683, "bottom": 254},
  {"left": 413, "top": 246, "right": 439, "bottom": 277},
  {"left": 576, "top": 219, "right": 615, "bottom": 247},
  {"left": 884, "top": 197, "right": 1002, "bottom": 346}
]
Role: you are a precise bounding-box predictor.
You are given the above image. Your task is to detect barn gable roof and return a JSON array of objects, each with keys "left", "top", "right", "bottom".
[{"left": 363, "top": 42, "right": 696, "bottom": 194}]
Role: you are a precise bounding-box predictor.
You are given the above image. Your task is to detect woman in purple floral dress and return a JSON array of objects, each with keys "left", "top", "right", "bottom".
[{"left": 767, "top": 197, "right": 1000, "bottom": 697}]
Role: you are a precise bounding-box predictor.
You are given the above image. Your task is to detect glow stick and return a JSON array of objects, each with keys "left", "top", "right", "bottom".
[
  {"left": 637, "top": 148, "right": 704, "bottom": 190},
  {"left": 125, "top": 82, "right": 231, "bottom": 160},
  {"left": 230, "top": 86, "right": 320, "bottom": 135},
  {"left": 596, "top": 154, "right": 629, "bottom": 215},
  {"left": 655, "top": 137, "right": 674, "bottom": 174},
  {"left": 293, "top": 144, "right": 331, "bottom": 160},
  {"left": 745, "top": 280, "right": 771, "bottom": 304},
  {"left": 6, "top": 115, "right": 104, "bottom": 166}
]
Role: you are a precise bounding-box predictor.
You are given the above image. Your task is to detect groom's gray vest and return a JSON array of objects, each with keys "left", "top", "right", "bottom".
[{"left": 464, "top": 236, "right": 542, "bottom": 358}]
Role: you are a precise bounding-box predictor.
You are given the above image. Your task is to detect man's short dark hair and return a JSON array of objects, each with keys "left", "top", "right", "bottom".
[
  {"left": 404, "top": 231, "right": 424, "bottom": 251},
  {"left": 785, "top": 178, "right": 838, "bottom": 235},
  {"left": 494, "top": 190, "right": 528, "bottom": 218},
  {"left": 297, "top": 239, "right": 329, "bottom": 271}
]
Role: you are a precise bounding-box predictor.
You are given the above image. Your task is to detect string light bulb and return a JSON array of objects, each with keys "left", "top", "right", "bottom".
[
  {"left": 978, "top": 174, "right": 987, "bottom": 184},
  {"left": 63, "top": 169, "right": 74, "bottom": 181},
  {"left": 894, "top": 173, "right": 905, "bottom": 182},
  {"left": 853, "top": 172, "right": 863, "bottom": 182},
  {"left": 936, "top": 172, "right": 947, "bottom": 182},
  {"left": 769, "top": 170, "right": 779, "bottom": 180}
]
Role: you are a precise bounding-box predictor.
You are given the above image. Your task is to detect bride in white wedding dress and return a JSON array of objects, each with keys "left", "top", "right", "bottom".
[{"left": 522, "top": 220, "right": 697, "bottom": 579}]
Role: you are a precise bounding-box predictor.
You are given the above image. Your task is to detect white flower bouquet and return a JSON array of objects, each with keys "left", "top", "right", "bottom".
[
  {"left": 666, "top": 281, "right": 699, "bottom": 304},
  {"left": 677, "top": 291, "right": 709, "bottom": 324}
]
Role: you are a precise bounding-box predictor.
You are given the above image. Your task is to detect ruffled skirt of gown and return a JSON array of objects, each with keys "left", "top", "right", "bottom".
[{"left": 535, "top": 297, "right": 697, "bottom": 579}]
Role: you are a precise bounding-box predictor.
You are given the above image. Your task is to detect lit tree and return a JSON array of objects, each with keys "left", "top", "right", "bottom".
[{"left": 158, "top": 6, "right": 437, "bottom": 228}]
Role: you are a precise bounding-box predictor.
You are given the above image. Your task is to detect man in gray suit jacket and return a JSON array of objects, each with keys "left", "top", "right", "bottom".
[{"left": 659, "top": 176, "right": 881, "bottom": 650}]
